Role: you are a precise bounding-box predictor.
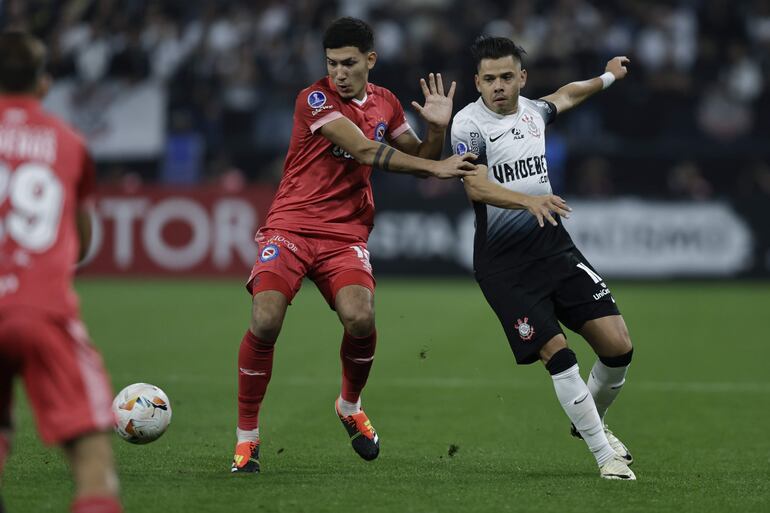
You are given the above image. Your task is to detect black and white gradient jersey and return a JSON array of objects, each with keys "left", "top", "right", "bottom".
[{"left": 451, "top": 96, "right": 576, "bottom": 278}]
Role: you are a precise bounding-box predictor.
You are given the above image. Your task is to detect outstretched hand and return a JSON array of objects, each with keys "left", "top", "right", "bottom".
[
  {"left": 430, "top": 152, "right": 478, "bottom": 179},
  {"left": 525, "top": 194, "right": 572, "bottom": 228},
  {"left": 606, "top": 56, "right": 630, "bottom": 80},
  {"left": 411, "top": 73, "right": 456, "bottom": 129}
]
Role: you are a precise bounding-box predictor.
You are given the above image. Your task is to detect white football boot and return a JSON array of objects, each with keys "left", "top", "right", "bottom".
[
  {"left": 572, "top": 422, "right": 633, "bottom": 465},
  {"left": 599, "top": 454, "right": 636, "bottom": 480},
  {"left": 603, "top": 424, "right": 633, "bottom": 465}
]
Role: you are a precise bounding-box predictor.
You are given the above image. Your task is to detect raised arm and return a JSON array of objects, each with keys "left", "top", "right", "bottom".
[
  {"left": 540, "top": 56, "right": 629, "bottom": 115},
  {"left": 319, "top": 116, "right": 476, "bottom": 179},
  {"left": 390, "top": 73, "right": 456, "bottom": 160},
  {"left": 463, "top": 166, "right": 572, "bottom": 228}
]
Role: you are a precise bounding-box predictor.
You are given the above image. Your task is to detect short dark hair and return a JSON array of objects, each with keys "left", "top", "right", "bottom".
[
  {"left": 322, "top": 17, "right": 374, "bottom": 53},
  {"left": 0, "top": 30, "right": 46, "bottom": 93},
  {"left": 470, "top": 36, "right": 527, "bottom": 70}
]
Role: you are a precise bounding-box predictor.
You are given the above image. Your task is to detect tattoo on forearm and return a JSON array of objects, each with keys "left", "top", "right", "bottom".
[
  {"left": 373, "top": 143, "right": 387, "bottom": 168},
  {"left": 382, "top": 147, "right": 395, "bottom": 170}
]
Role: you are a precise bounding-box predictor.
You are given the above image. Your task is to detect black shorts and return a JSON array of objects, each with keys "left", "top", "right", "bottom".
[{"left": 477, "top": 248, "right": 621, "bottom": 365}]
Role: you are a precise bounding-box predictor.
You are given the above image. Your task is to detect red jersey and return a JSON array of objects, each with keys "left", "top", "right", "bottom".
[
  {"left": 263, "top": 77, "right": 410, "bottom": 241},
  {"left": 0, "top": 96, "right": 94, "bottom": 318}
]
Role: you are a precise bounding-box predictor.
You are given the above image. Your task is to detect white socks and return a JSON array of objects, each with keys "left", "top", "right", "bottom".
[
  {"left": 337, "top": 395, "right": 362, "bottom": 416},
  {"left": 587, "top": 359, "right": 629, "bottom": 421},
  {"left": 551, "top": 364, "right": 616, "bottom": 466},
  {"left": 236, "top": 427, "right": 260, "bottom": 443}
]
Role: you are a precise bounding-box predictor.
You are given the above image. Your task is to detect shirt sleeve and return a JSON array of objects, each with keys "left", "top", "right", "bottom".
[
  {"left": 386, "top": 92, "right": 411, "bottom": 140},
  {"left": 450, "top": 113, "right": 487, "bottom": 166},
  {"left": 295, "top": 88, "right": 346, "bottom": 134},
  {"left": 533, "top": 99, "right": 558, "bottom": 125}
]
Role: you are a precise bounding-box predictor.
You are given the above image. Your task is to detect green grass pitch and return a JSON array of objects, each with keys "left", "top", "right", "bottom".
[{"left": 3, "top": 279, "right": 770, "bottom": 512}]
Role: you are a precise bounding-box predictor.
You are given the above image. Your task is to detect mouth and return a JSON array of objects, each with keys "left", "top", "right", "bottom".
[
  {"left": 336, "top": 83, "right": 351, "bottom": 94},
  {"left": 493, "top": 96, "right": 507, "bottom": 104}
]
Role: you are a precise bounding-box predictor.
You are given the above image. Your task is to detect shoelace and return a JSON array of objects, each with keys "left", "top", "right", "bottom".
[{"left": 343, "top": 412, "right": 374, "bottom": 436}]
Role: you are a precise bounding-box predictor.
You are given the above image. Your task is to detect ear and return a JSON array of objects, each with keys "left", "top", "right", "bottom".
[
  {"left": 520, "top": 68, "right": 527, "bottom": 89},
  {"left": 36, "top": 73, "right": 52, "bottom": 99},
  {"left": 367, "top": 51, "right": 377, "bottom": 70},
  {"left": 474, "top": 74, "right": 481, "bottom": 93}
]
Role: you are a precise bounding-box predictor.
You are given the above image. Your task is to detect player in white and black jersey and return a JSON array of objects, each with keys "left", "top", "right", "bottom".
[{"left": 451, "top": 36, "right": 636, "bottom": 480}]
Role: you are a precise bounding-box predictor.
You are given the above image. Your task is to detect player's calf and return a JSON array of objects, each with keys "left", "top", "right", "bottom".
[{"left": 0, "top": 429, "right": 10, "bottom": 480}]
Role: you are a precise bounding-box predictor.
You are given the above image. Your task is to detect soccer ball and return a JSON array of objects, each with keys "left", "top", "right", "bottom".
[{"left": 112, "top": 383, "right": 172, "bottom": 444}]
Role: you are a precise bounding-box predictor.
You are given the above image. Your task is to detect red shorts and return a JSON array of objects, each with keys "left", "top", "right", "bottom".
[
  {"left": 0, "top": 311, "right": 114, "bottom": 445},
  {"left": 246, "top": 229, "right": 375, "bottom": 307}
]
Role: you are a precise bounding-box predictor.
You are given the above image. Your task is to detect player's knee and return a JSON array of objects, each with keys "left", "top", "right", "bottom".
[
  {"left": 606, "top": 324, "right": 633, "bottom": 357},
  {"left": 340, "top": 308, "right": 375, "bottom": 338},
  {"left": 250, "top": 295, "right": 287, "bottom": 341},
  {"left": 538, "top": 335, "right": 568, "bottom": 365}
]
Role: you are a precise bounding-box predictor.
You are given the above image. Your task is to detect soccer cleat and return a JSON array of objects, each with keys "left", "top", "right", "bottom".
[
  {"left": 231, "top": 440, "right": 260, "bottom": 473},
  {"left": 571, "top": 422, "right": 633, "bottom": 465},
  {"left": 335, "top": 399, "right": 379, "bottom": 461},
  {"left": 599, "top": 454, "right": 636, "bottom": 480}
]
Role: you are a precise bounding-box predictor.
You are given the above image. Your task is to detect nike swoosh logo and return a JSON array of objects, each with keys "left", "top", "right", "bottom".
[
  {"left": 489, "top": 131, "right": 507, "bottom": 142},
  {"left": 574, "top": 393, "right": 589, "bottom": 405},
  {"left": 610, "top": 384, "right": 624, "bottom": 390},
  {"left": 239, "top": 368, "right": 267, "bottom": 376},
  {"left": 345, "top": 356, "right": 375, "bottom": 364}
]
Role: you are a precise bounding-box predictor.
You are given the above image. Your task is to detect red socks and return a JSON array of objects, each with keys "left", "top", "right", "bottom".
[
  {"left": 71, "top": 496, "right": 122, "bottom": 513},
  {"left": 0, "top": 432, "right": 9, "bottom": 477},
  {"left": 237, "top": 331, "right": 275, "bottom": 430},
  {"left": 340, "top": 330, "right": 377, "bottom": 402},
  {"left": 238, "top": 328, "right": 375, "bottom": 426}
]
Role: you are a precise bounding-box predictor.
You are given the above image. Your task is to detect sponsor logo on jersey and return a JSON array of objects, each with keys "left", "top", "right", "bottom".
[
  {"left": 311, "top": 105, "right": 333, "bottom": 116},
  {"left": 490, "top": 127, "right": 525, "bottom": 143},
  {"left": 259, "top": 244, "right": 279, "bottom": 262},
  {"left": 455, "top": 142, "right": 468, "bottom": 155},
  {"left": 593, "top": 287, "right": 612, "bottom": 301},
  {"left": 307, "top": 90, "right": 327, "bottom": 109},
  {"left": 468, "top": 132, "right": 481, "bottom": 156},
  {"left": 266, "top": 235, "right": 298, "bottom": 252},
  {"left": 491, "top": 154, "right": 549, "bottom": 184},
  {"left": 515, "top": 317, "right": 535, "bottom": 341},
  {"left": 374, "top": 121, "right": 388, "bottom": 142}
]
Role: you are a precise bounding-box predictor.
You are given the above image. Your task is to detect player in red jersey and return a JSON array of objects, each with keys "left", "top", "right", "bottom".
[
  {"left": 231, "top": 17, "right": 477, "bottom": 473},
  {"left": 0, "top": 31, "right": 122, "bottom": 513}
]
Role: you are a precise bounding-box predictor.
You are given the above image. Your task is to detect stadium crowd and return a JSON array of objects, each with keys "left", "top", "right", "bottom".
[{"left": 1, "top": 0, "right": 769, "bottom": 201}]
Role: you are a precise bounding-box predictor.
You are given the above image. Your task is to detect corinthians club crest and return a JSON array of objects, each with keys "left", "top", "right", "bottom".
[{"left": 515, "top": 317, "right": 535, "bottom": 341}]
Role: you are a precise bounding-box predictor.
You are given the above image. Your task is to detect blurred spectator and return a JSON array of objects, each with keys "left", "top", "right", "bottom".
[
  {"left": 0, "top": 0, "right": 764, "bottom": 194},
  {"left": 667, "top": 161, "right": 714, "bottom": 200},
  {"left": 574, "top": 157, "right": 614, "bottom": 198}
]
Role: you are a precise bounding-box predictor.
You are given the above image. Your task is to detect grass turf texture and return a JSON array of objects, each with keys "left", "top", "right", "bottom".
[{"left": 3, "top": 279, "right": 770, "bottom": 512}]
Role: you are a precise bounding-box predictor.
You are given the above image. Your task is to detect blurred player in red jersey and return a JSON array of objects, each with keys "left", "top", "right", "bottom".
[
  {"left": 231, "top": 17, "right": 477, "bottom": 473},
  {"left": 0, "top": 31, "right": 122, "bottom": 513}
]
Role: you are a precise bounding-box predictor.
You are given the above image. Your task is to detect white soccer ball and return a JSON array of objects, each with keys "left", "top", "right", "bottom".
[{"left": 112, "top": 383, "right": 172, "bottom": 444}]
